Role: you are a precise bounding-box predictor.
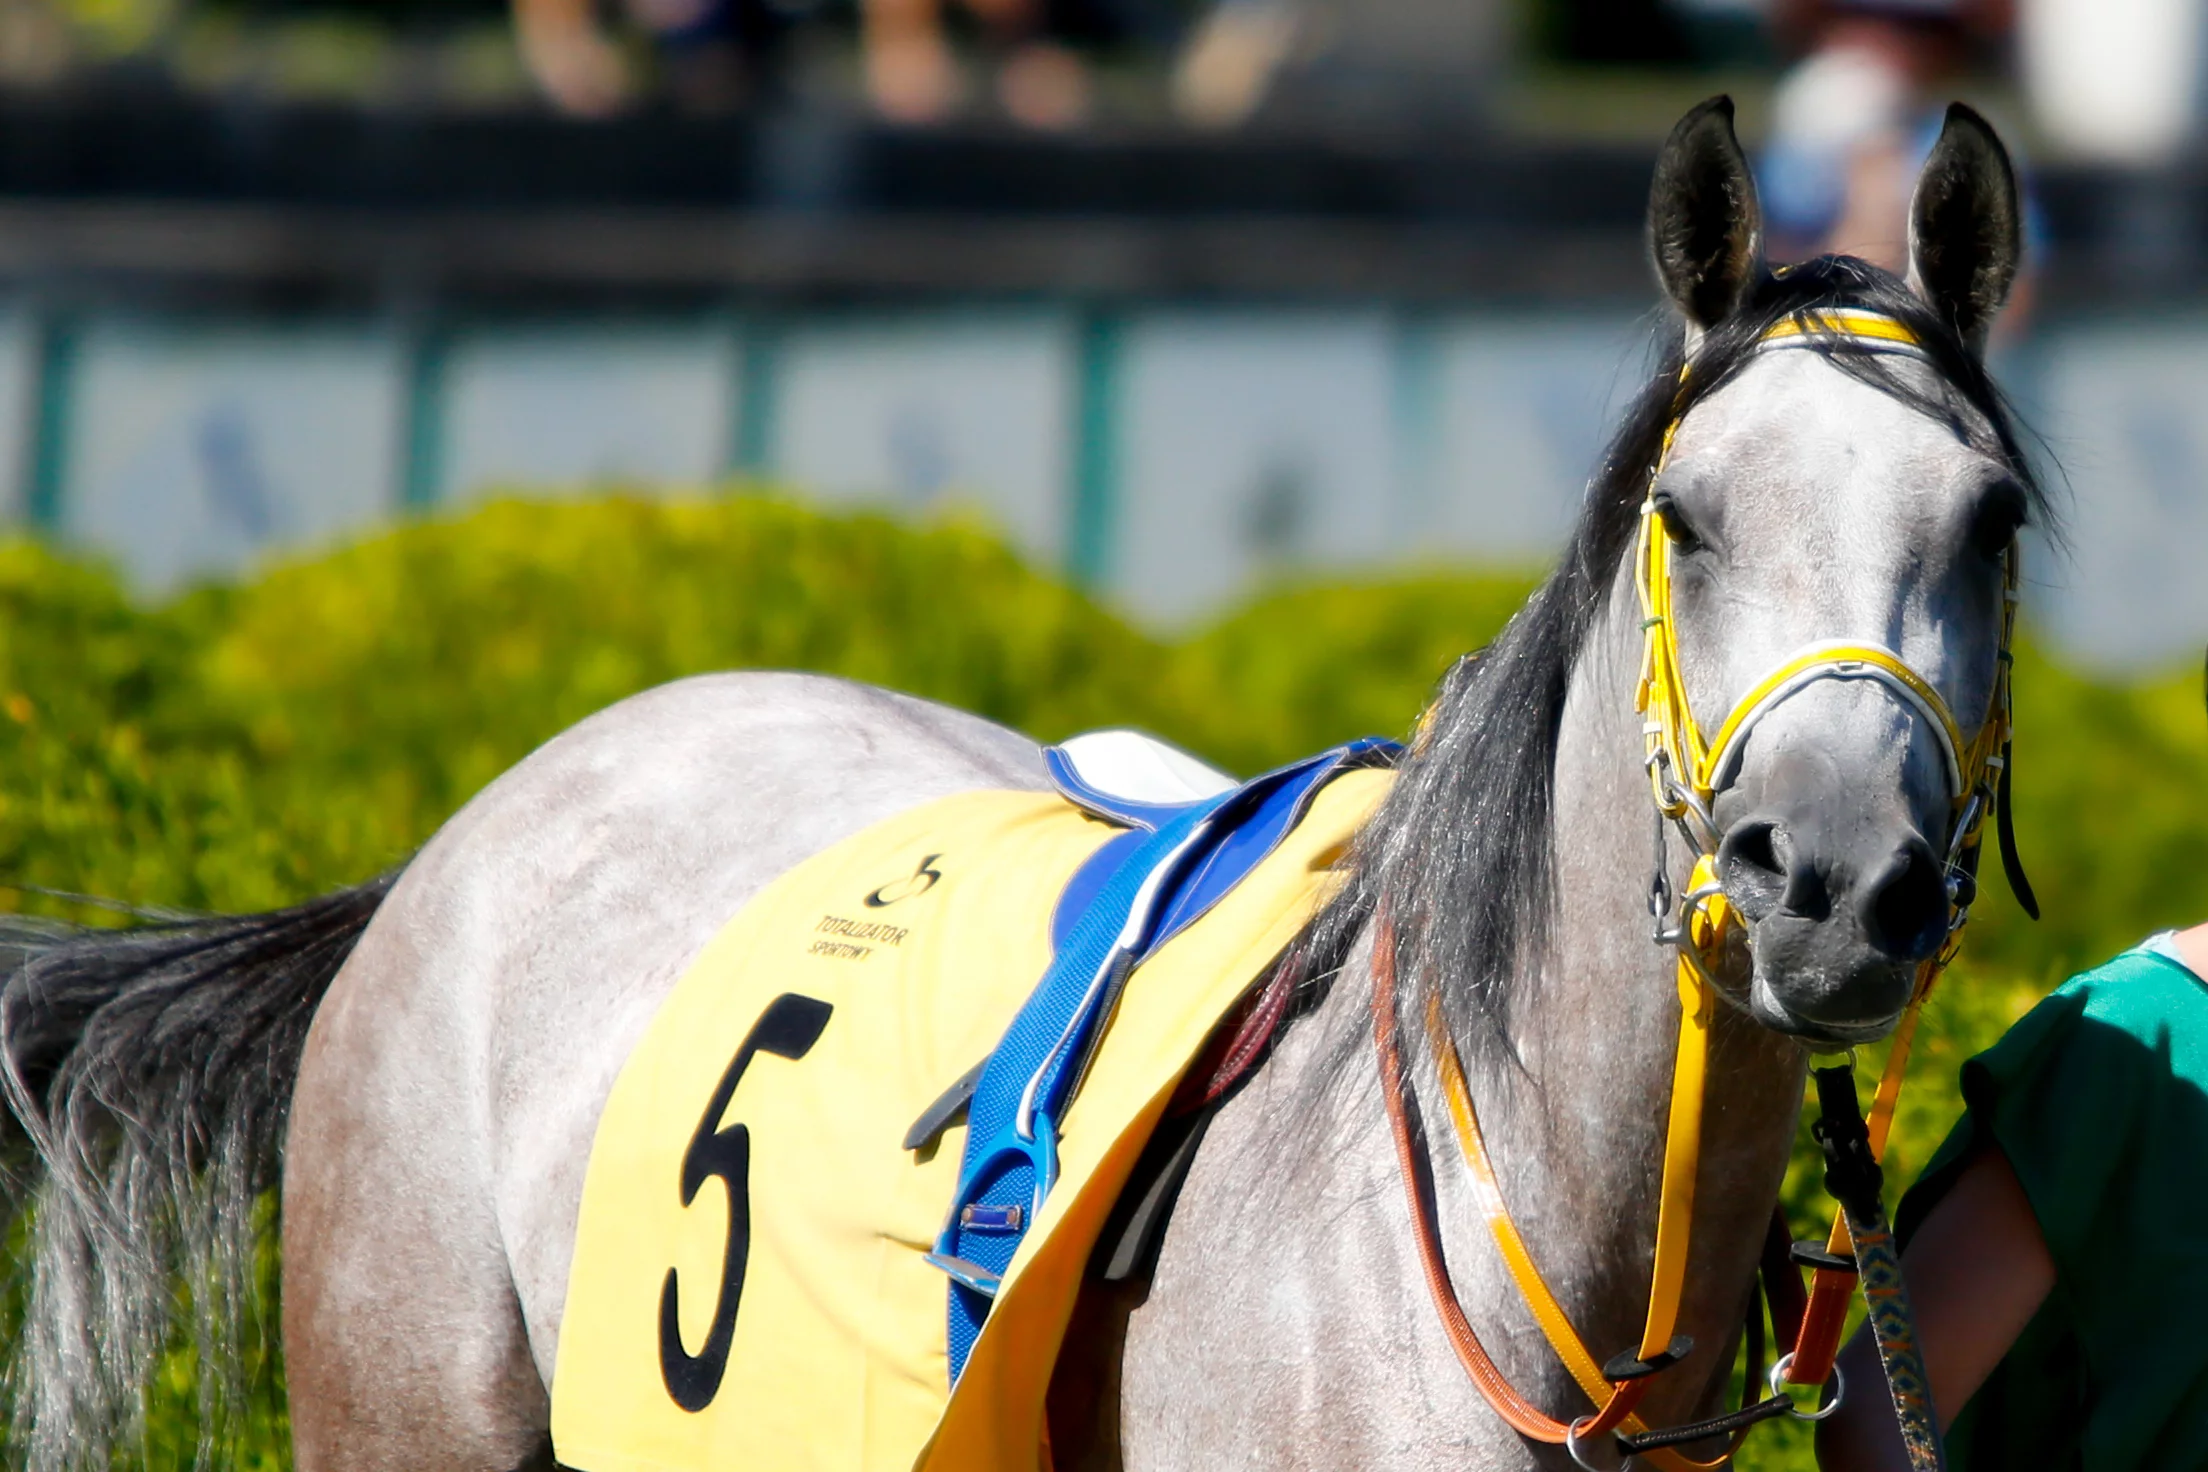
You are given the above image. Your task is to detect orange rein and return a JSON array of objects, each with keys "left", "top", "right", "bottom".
[{"left": 1371, "top": 912, "right": 1730, "bottom": 1472}]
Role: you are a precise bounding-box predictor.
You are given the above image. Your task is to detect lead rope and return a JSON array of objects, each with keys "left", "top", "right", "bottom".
[{"left": 1809, "top": 1056, "right": 1945, "bottom": 1470}]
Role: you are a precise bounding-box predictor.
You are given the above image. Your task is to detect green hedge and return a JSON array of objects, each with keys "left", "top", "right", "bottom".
[{"left": 0, "top": 492, "right": 2200, "bottom": 1469}]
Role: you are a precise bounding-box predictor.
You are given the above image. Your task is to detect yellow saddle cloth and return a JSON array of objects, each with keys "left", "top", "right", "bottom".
[{"left": 551, "top": 772, "right": 1387, "bottom": 1472}]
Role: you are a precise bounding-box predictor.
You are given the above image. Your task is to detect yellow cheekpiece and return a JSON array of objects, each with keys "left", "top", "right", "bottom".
[{"left": 552, "top": 771, "right": 1389, "bottom": 1472}]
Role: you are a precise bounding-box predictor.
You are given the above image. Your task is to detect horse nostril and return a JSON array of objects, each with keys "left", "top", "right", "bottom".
[
  {"left": 1862, "top": 841, "right": 1949, "bottom": 961},
  {"left": 1716, "top": 820, "right": 1787, "bottom": 921}
]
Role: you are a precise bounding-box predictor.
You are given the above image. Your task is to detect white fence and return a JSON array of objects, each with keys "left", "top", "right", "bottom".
[{"left": 0, "top": 304, "right": 2199, "bottom": 671}]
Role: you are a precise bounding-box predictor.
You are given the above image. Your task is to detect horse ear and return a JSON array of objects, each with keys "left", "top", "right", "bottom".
[
  {"left": 1648, "top": 96, "right": 1765, "bottom": 335},
  {"left": 1907, "top": 104, "right": 2022, "bottom": 351}
]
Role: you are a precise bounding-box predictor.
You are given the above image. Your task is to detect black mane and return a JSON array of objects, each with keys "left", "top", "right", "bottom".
[{"left": 1286, "top": 255, "right": 2048, "bottom": 1065}]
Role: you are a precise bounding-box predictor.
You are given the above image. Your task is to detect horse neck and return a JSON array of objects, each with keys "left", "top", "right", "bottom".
[{"left": 1426, "top": 568, "right": 1806, "bottom": 1424}]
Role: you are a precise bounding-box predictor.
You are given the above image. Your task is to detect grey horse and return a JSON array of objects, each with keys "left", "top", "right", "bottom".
[{"left": 0, "top": 98, "right": 2037, "bottom": 1472}]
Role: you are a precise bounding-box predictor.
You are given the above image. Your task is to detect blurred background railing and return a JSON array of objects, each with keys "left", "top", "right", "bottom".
[{"left": 0, "top": 0, "right": 2201, "bottom": 666}]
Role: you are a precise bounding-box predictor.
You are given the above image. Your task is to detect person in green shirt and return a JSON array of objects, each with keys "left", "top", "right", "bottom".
[{"left": 1816, "top": 922, "right": 2208, "bottom": 1470}]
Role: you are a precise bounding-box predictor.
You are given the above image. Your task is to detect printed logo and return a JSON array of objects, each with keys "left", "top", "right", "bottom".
[
  {"left": 866, "top": 853, "right": 943, "bottom": 908},
  {"left": 808, "top": 915, "right": 909, "bottom": 961}
]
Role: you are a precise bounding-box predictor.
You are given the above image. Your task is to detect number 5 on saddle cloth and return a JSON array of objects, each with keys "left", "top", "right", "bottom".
[{"left": 927, "top": 733, "right": 1399, "bottom": 1383}]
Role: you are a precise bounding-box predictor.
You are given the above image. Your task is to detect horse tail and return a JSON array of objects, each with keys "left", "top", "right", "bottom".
[{"left": 0, "top": 871, "right": 398, "bottom": 1472}]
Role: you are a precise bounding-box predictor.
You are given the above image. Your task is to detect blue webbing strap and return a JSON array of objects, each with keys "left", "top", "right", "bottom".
[
  {"left": 932, "top": 739, "right": 1397, "bottom": 1382},
  {"left": 934, "top": 796, "right": 1222, "bottom": 1376}
]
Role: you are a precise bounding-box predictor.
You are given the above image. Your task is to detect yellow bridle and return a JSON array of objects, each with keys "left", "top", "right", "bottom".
[{"left": 1421, "top": 309, "right": 2022, "bottom": 1468}]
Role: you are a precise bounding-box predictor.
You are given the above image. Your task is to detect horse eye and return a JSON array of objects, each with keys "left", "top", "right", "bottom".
[
  {"left": 1970, "top": 480, "right": 2028, "bottom": 561},
  {"left": 1652, "top": 493, "right": 1705, "bottom": 554}
]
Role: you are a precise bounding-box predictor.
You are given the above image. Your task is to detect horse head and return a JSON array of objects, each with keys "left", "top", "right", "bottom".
[{"left": 1645, "top": 98, "right": 2032, "bottom": 1044}]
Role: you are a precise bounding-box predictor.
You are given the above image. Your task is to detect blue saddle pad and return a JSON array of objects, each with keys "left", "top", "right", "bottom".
[{"left": 929, "top": 734, "right": 1398, "bottom": 1382}]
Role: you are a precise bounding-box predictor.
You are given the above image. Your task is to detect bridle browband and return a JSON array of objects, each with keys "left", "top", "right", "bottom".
[{"left": 1376, "top": 309, "right": 2020, "bottom": 1470}]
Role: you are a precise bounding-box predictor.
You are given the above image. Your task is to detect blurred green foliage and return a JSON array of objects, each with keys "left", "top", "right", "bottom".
[{"left": 0, "top": 492, "right": 2198, "bottom": 1468}]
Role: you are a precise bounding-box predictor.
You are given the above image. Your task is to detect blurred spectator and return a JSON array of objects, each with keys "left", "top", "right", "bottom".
[
  {"left": 0, "top": 0, "right": 73, "bottom": 86},
  {"left": 514, "top": 0, "right": 1132, "bottom": 127},
  {"left": 1173, "top": 0, "right": 1298, "bottom": 128},
  {"left": 872, "top": 0, "right": 1178, "bottom": 129},
  {"left": 1173, "top": 0, "right": 1505, "bottom": 131},
  {"left": 514, "top": 0, "right": 816, "bottom": 114},
  {"left": 865, "top": 0, "right": 1097, "bottom": 129},
  {"left": 1758, "top": 0, "right": 2010, "bottom": 268}
]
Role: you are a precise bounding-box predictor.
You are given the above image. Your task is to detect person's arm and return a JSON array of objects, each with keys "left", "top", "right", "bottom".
[
  {"left": 1815, "top": 1143, "right": 2054, "bottom": 1471},
  {"left": 2175, "top": 920, "right": 2208, "bottom": 981}
]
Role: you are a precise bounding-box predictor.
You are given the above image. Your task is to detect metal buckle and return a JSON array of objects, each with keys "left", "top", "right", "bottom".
[
  {"left": 1648, "top": 805, "right": 1676, "bottom": 941},
  {"left": 1648, "top": 754, "right": 1719, "bottom": 851},
  {"left": 1939, "top": 788, "right": 1990, "bottom": 936},
  {"left": 931, "top": 1122, "right": 1057, "bottom": 1291},
  {"left": 1566, "top": 1415, "right": 1629, "bottom": 1472},
  {"left": 959, "top": 1202, "right": 1024, "bottom": 1232},
  {"left": 1768, "top": 1352, "right": 1845, "bottom": 1421}
]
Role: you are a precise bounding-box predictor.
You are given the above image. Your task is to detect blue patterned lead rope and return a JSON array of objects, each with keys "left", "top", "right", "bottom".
[
  {"left": 1810, "top": 1057, "right": 1945, "bottom": 1472},
  {"left": 1851, "top": 1211, "right": 1944, "bottom": 1471}
]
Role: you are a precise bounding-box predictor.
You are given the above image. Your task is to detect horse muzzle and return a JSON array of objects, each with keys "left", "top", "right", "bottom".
[{"left": 1717, "top": 802, "right": 1947, "bottom": 1043}]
